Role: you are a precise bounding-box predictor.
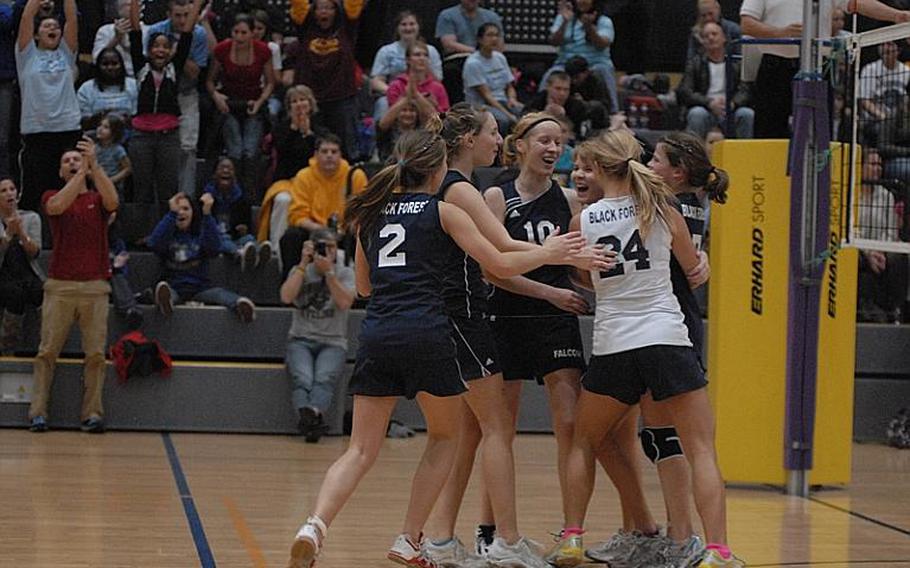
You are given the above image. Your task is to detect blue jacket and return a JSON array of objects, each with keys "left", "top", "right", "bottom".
[
  {"left": 202, "top": 181, "right": 252, "bottom": 240},
  {"left": 147, "top": 212, "right": 222, "bottom": 297}
]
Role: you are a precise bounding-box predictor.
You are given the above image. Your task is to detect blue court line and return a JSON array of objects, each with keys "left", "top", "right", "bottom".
[{"left": 162, "top": 433, "right": 217, "bottom": 568}]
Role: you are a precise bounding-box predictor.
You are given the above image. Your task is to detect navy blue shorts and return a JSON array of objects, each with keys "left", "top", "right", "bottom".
[
  {"left": 582, "top": 345, "right": 707, "bottom": 405},
  {"left": 450, "top": 316, "right": 502, "bottom": 381},
  {"left": 489, "top": 314, "right": 586, "bottom": 382},
  {"left": 349, "top": 353, "right": 467, "bottom": 399}
]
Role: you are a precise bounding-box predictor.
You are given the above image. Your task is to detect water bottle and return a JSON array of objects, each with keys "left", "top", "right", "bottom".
[
  {"left": 328, "top": 213, "right": 339, "bottom": 233},
  {"left": 628, "top": 103, "right": 639, "bottom": 128}
]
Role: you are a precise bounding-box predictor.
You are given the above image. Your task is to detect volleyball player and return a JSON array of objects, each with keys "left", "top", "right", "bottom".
[
  {"left": 587, "top": 132, "right": 729, "bottom": 567},
  {"left": 481, "top": 113, "right": 591, "bottom": 560},
  {"left": 424, "top": 104, "right": 607, "bottom": 568},
  {"left": 574, "top": 132, "right": 729, "bottom": 567},
  {"left": 286, "top": 129, "right": 590, "bottom": 568},
  {"left": 557, "top": 129, "right": 743, "bottom": 568}
]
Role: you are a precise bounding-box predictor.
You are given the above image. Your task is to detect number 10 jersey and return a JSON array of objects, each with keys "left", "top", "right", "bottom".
[
  {"left": 581, "top": 195, "right": 691, "bottom": 356},
  {"left": 488, "top": 179, "right": 575, "bottom": 317}
]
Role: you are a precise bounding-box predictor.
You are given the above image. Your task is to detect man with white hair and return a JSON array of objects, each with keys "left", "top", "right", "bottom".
[
  {"left": 678, "top": 21, "right": 754, "bottom": 139},
  {"left": 687, "top": 0, "right": 742, "bottom": 60}
]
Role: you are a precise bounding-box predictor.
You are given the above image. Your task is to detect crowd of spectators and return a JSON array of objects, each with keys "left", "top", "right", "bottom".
[
  {"left": 7, "top": 0, "right": 910, "bottom": 431},
  {"left": 0, "top": 0, "right": 781, "bottom": 251}
]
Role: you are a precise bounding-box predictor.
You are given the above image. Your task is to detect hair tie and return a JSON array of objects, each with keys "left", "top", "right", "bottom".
[{"left": 397, "top": 159, "right": 407, "bottom": 168}]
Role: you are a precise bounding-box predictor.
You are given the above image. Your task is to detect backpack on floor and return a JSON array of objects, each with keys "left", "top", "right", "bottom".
[{"left": 109, "top": 330, "right": 173, "bottom": 383}]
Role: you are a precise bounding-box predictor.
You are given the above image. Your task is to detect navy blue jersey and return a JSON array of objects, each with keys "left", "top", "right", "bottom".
[
  {"left": 439, "top": 170, "right": 490, "bottom": 319},
  {"left": 669, "top": 192, "right": 706, "bottom": 354},
  {"left": 488, "top": 179, "right": 574, "bottom": 317},
  {"left": 358, "top": 193, "right": 460, "bottom": 359}
]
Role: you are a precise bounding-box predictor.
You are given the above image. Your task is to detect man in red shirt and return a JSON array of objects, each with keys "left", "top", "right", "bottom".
[{"left": 29, "top": 137, "right": 119, "bottom": 433}]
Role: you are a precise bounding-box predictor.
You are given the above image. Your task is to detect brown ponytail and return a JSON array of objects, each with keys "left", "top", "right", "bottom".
[
  {"left": 440, "top": 102, "right": 487, "bottom": 163},
  {"left": 344, "top": 130, "right": 446, "bottom": 236},
  {"left": 659, "top": 131, "right": 729, "bottom": 204}
]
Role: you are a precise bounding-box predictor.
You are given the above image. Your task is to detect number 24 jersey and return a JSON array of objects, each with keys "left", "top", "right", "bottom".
[{"left": 581, "top": 195, "right": 691, "bottom": 356}]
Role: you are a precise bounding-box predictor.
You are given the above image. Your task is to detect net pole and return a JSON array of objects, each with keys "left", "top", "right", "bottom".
[{"left": 784, "top": 0, "right": 830, "bottom": 497}]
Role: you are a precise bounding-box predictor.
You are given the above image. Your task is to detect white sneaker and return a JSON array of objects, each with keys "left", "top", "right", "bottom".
[
  {"left": 423, "top": 538, "right": 489, "bottom": 568},
  {"left": 258, "top": 240, "right": 273, "bottom": 267},
  {"left": 154, "top": 281, "right": 173, "bottom": 317},
  {"left": 388, "top": 533, "right": 438, "bottom": 567},
  {"left": 585, "top": 529, "right": 637, "bottom": 564},
  {"left": 236, "top": 297, "right": 256, "bottom": 323},
  {"left": 288, "top": 516, "right": 326, "bottom": 568},
  {"left": 239, "top": 241, "right": 257, "bottom": 272},
  {"left": 486, "top": 536, "right": 549, "bottom": 568},
  {"left": 646, "top": 535, "right": 706, "bottom": 568}
]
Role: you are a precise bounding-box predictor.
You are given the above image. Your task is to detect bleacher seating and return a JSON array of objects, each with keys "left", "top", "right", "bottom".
[
  {"left": 35, "top": 251, "right": 285, "bottom": 307},
  {"left": 1, "top": 294, "right": 907, "bottom": 442}
]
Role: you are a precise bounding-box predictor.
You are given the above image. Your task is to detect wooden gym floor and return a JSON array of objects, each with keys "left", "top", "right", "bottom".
[{"left": 1, "top": 430, "right": 908, "bottom": 567}]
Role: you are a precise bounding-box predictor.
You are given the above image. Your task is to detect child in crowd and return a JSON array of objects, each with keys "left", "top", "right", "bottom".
[
  {"left": 147, "top": 192, "right": 256, "bottom": 323},
  {"left": 95, "top": 113, "right": 132, "bottom": 198},
  {"left": 107, "top": 212, "right": 143, "bottom": 330},
  {"left": 376, "top": 79, "right": 438, "bottom": 161},
  {"left": 201, "top": 156, "right": 272, "bottom": 271},
  {"left": 555, "top": 116, "right": 576, "bottom": 187}
]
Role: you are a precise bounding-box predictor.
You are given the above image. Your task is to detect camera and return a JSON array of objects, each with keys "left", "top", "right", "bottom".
[{"left": 315, "top": 242, "right": 327, "bottom": 256}]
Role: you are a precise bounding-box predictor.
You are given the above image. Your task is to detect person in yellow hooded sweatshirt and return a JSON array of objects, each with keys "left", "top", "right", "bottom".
[{"left": 258, "top": 133, "right": 367, "bottom": 274}]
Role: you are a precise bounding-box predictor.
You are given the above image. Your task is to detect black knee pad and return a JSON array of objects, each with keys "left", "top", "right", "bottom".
[{"left": 640, "top": 426, "right": 684, "bottom": 463}]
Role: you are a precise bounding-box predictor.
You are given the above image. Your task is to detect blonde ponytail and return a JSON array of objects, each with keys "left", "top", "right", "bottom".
[{"left": 579, "top": 130, "right": 677, "bottom": 239}]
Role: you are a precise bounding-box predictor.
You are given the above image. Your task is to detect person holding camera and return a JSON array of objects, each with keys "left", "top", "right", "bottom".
[
  {"left": 279, "top": 229, "right": 355, "bottom": 443},
  {"left": 544, "top": 0, "right": 619, "bottom": 114},
  {"left": 29, "top": 137, "right": 119, "bottom": 434}
]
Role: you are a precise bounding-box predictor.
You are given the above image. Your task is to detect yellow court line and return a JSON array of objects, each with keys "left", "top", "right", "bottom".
[
  {"left": 223, "top": 496, "right": 268, "bottom": 568},
  {"left": 0, "top": 356, "right": 285, "bottom": 370}
]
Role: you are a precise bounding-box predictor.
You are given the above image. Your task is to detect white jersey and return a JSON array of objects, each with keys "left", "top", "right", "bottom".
[{"left": 581, "top": 196, "right": 691, "bottom": 355}]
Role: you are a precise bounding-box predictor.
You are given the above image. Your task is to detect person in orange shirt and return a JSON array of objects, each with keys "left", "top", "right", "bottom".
[{"left": 258, "top": 133, "right": 367, "bottom": 275}]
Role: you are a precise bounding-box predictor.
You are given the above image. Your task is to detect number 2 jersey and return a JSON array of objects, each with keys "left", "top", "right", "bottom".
[
  {"left": 488, "top": 179, "right": 575, "bottom": 317},
  {"left": 357, "top": 193, "right": 461, "bottom": 359},
  {"left": 581, "top": 195, "right": 691, "bottom": 356}
]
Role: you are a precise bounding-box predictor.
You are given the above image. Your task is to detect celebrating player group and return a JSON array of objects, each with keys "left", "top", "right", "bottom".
[{"left": 286, "top": 105, "right": 743, "bottom": 568}]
